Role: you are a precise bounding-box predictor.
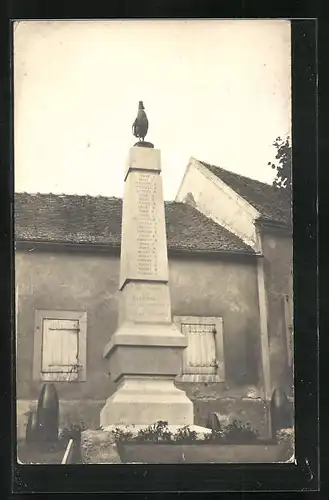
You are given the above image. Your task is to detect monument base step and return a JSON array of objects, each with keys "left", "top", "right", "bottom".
[{"left": 100, "top": 377, "right": 194, "bottom": 427}]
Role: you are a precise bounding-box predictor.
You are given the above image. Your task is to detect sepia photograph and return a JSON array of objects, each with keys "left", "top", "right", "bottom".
[{"left": 14, "top": 19, "right": 294, "bottom": 465}]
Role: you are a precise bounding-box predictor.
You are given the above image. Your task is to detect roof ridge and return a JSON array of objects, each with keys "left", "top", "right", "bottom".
[
  {"left": 199, "top": 160, "right": 276, "bottom": 190},
  {"left": 14, "top": 192, "right": 180, "bottom": 203},
  {"left": 196, "top": 159, "right": 291, "bottom": 225},
  {"left": 14, "top": 192, "right": 123, "bottom": 200}
]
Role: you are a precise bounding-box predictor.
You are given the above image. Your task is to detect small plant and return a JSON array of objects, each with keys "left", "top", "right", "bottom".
[
  {"left": 203, "top": 428, "right": 225, "bottom": 443},
  {"left": 135, "top": 421, "right": 173, "bottom": 443},
  {"left": 112, "top": 427, "right": 134, "bottom": 443},
  {"left": 222, "top": 420, "right": 259, "bottom": 443},
  {"left": 174, "top": 425, "right": 197, "bottom": 444}
]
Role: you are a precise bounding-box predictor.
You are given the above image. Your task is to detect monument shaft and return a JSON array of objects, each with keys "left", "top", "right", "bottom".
[{"left": 100, "top": 146, "right": 193, "bottom": 426}]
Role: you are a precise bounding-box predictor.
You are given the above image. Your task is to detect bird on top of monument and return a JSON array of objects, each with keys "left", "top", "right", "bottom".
[{"left": 132, "top": 101, "right": 149, "bottom": 142}]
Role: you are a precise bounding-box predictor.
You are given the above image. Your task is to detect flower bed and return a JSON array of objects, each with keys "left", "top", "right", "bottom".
[
  {"left": 112, "top": 419, "right": 261, "bottom": 445},
  {"left": 111, "top": 420, "right": 291, "bottom": 464}
]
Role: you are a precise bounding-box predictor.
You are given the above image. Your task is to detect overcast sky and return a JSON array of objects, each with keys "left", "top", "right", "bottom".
[{"left": 14, "top": 19, "right": 291, "bottom": 201}]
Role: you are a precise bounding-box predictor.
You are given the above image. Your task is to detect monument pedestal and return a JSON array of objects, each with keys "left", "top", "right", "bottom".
[
  {"left": 100, "top": 376, "right": 193, "bottom": 426},
  {"left": 101, "top": 146, "right": 193, "bottom": 427}
]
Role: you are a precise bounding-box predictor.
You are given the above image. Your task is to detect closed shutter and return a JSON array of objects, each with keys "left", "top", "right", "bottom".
[
  {"left": 41, "top": 319, "right": 80, "bottom": 381},
  {"left": 181, "top": 323, "right": 217, "bottom": 376},
  {"left": 174, "top": 315, "right": 225, "bottom": 383}
]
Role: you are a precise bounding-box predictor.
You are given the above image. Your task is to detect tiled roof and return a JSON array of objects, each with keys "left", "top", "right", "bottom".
[
  {"left": 14, "top": 193, "right": 255, "bottom": 254},
  {"left": 199, "top": 161, "right": 292, "bottom": 225}
]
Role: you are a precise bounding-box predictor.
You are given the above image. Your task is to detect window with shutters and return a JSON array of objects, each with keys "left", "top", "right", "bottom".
[
  {"left": 283, "top": 294, "right": 293, "bottom": 367},
  {"left": 173, "top": 315, "right": 225, "bottom": 383},
  {"left": 33, "top": 310, "right": 87, "bottom": 382}
]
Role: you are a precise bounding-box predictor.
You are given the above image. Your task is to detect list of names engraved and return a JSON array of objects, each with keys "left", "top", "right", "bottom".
[
  {"left": 133, "top": 172, "right": 163, "bottom": 279},
  {"left": 119, "top": 164, "right": 169, "bottom": 289}
]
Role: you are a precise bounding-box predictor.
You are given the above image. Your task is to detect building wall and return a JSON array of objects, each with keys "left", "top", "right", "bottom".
[
  {"left": 15, "top": 248, "right": 261, "bottom": 402},
  {"left": 261, "top": 229, "right": 293, "bottom": 394},
  {"left": 16, "top": 250, "right": 120, "bottom": 403},
  {"left": 176, "top": 165, "right": 293, "bottom": 401},
  {"left": 175, "top": 159, "right": 260, "bottom": 250},
  {"left": 169, "top": 255, "right": 261, "bottom": 385}
]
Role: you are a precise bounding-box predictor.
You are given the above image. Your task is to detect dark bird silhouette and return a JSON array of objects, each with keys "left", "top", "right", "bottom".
[{"left": 132, "top": 101, "right": 149, "bottom": 142}]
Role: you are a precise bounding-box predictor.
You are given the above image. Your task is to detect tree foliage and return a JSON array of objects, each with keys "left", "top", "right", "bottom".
[{"left": 268, "top": 136, "right": 292, "bottom": 191}]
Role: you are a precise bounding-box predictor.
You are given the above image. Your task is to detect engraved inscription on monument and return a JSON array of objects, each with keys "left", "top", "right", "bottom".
[
  {"left": 120, "top": 282, "right": 171, "bottom": 324},
  {"left": 135, "top": 172, "right": 159, "bottom": 277},
  {"left": 119, "top": 164, "right": 169, "bottom": 288}
]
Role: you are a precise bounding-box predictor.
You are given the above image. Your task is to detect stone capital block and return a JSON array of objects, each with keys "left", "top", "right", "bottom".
[
  {"left": 104, "top": 328, "right": 187, "bottom": 383},
  {"left": 104, "top": 322, "right": 188, "bottom": 356},
  {"left": 103, "top": 322, "right": 188, "bottom": 382},
  {"left": 125, "top": 147, "right": 161, "bottom": 180}
]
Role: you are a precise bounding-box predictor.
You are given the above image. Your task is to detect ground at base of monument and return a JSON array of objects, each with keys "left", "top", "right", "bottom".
[{"left": 17, "top": 440, "right": 68, "bottom": 465}]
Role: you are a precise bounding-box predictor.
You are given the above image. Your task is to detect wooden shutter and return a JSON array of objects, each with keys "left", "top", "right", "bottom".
[
  {"left": 283, "top": 294, "right": 293, "bottom": 367},
  {"left": 181, "top": 323, "right": 217, "bottom": 376},
  {"left": 174, "top": 315, "right": 224, "bottom": 383},
  {"left": 42, "top": 318, "right": 79, "bottom": 380}
]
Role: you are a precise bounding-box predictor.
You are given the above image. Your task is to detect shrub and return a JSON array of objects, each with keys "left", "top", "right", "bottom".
[
  {"left": 112, "top": 427, "right": 134, "bottom": 443},
  {"left": 203, "top": 428, "right": 225, "bottom": 443},
  {"left": 174, "top": 425, "right": 197, "bottom": 444},
  {"left": 135, "top": 420, "right": 173, "bottom": 443},
  {"left": 222, "top": 420, "right": 259, "bottom": 443},
  {"left": 60, "top": 422, "right": 87, "bottom": 442}
]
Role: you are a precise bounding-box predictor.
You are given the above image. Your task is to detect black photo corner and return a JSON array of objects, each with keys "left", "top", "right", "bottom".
[{"left": 0, "top": 4, "right": 325, "bottom": 497}]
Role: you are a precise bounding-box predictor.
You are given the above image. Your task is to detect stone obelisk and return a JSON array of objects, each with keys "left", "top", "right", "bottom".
[{"left": 100, "top": 114, "right": 193, "bottom": 426}]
